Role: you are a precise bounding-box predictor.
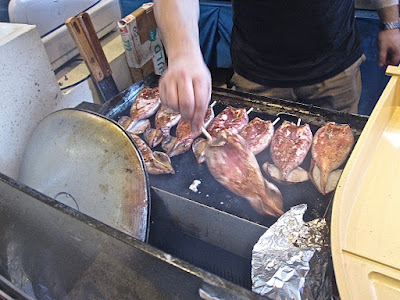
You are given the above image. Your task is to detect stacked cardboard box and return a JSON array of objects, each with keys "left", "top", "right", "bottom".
[{"left": 118, "top": 3, "right": 167, "bottom": 82}]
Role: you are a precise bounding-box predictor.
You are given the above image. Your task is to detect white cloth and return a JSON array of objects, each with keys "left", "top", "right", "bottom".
[{"left": 371, "top": 0, "right": 399, "bottom": 9}]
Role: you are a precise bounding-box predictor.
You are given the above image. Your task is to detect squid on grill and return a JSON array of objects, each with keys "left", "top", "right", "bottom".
[
  {"left": 126, "top": 87, "right": 161, "bottom": 132},
  {"left": 310, "top": 122, "right": 354, "bottom": 194},
  {"left": 203, "top": 130, "right": 284, "bottom": 217},
  {"left": 264, "top": 121, "right": 312, "bottom": 184}
]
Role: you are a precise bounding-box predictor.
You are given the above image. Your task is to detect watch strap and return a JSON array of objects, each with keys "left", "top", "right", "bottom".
[{"left": 380, "top": 20, "right": 400, "bottom": 30}]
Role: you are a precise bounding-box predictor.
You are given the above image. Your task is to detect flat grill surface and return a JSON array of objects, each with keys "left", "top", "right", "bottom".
[{"left": 100, "top": 74, "right": 368, "bottom": 228}]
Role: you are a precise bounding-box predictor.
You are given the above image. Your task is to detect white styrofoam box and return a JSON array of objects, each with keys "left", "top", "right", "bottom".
[
  {"left": 0, "top": 23, "right": 89, "bottom": 179},
  {"left": 9, "top": 0, "right": 122, "bottom": 70},
  {"left": 8, "top": 0, "right": 100, "bottom": 37}
]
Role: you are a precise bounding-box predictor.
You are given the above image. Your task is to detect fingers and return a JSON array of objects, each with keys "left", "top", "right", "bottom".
[
  {"left": 191, "top": 76, "right": 211, "bottom": 132},
  {"left": 177, "top": 75, "right": 195, "bottom": 122},
  {"left": 158, "top": 66, "right": 211, "bottom": 132},
  {"left": 378, "top": 30, "right": 400, "bottom": 66},
  {"left": 378, "top": 44, "right": 387, "bottom": 67},
  {"left": 379, "top": 46, "right": 400, "bottom": 66},
  {"left": 387, "top": 50, "right": 400, "bottom": 66},
  {"left": 159, "top": 74, "right": 179, "bottom": 112}
]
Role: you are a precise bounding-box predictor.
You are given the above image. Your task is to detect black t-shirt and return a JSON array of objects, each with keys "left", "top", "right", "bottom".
[{"left": 230, "top": 0, "right": 362, "bottom": 87}]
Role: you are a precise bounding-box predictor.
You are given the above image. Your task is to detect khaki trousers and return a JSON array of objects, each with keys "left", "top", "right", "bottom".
[{"left": 229, "top": 55, "right": 366, "bottom": 114}]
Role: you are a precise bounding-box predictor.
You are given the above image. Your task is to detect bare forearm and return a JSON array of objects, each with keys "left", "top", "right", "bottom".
[
  {"left": 377, "top": 4, "right": 399, "bottom": 22},
  {"left": 153, "top": 0, "right": 211, "bottom": 132},
  {"left": 153, "top": 0, "right": 202, "bottom": 60},
  {"left": 371, "top": 0, "right": 399, "bottom": 9}
]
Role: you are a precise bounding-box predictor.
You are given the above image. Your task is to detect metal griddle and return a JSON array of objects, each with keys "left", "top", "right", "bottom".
[
  {"left": 99, "top": 74, "right": 368, "bottom": 228},
  {"left": 0, "top": 74, "right": 369, "bottom": 299}
]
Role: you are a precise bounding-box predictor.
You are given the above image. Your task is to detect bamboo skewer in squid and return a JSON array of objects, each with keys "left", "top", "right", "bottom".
[
  {"left": 192, "top": 105, "right": 254, "bottom": 164},
  {"left": 165, "top": 101, "right": 217, "bottom": 157}
]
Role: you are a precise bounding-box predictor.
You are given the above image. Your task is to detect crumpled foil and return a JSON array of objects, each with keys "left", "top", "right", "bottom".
[{"left": 251, "top": 204, "right": 332, "bottom": 300}]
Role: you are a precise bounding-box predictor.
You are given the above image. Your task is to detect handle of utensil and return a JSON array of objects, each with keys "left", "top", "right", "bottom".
[
  {"left": 65, "top": 13, "right": 110, "bottom": 83},
  {"left": 78, "top": 12, "right": 113, "bottom": 78}
]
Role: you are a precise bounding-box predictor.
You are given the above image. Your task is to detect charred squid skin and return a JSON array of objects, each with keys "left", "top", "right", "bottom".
[
  {"left": 167, "top": 105, "right": 215, "bottom": 157},
  {"left": 155, "top": 104, "right": 181, "bottom": 134},
  {"left": 143, "top": 104, "right": 181, "bottom": 149},
  {"left": 168, "top": 138, "right": 194, "bottom": 157},
  {"left": 270, "top": 121, "right": 313, "bottom": 181},
  {"left": 204, "top": 131, "right": 284, "bottom": 218},
  {"left": 311, "top": 123, "right": 354, "bottom": 194},
  {"left": 129, "top": 134, "right": 175, "bottom": 175},
  {"left": 309, "top": 159, "right": 342, "bottom": 195},
  {"left": 263, "top": 161, "right": 309, "bottom": 184},
  {"left": 161, "top": 135, "right": 176, "bottom": 155},
  {"left": 239, "top": 117, "right": 275, "bottom": 155},
  {"left": 152, "top": 152, "right": 175, "bottom": 174},
  {"left": 127, "top": 87, "right": 161, "bottom": 132},
  {"left": 262, "top": 179, "right": 284, "bottom": 217},
  {"left": 207, "top": 106, "right": 248, "bottom": 137},
  {"left": 143, "top": 127, "right": 163, "bottom": 148},
  {"left": 192, "top": 137, "right": 207, "bottom": 164},
  {"left": 118, "top": 115, "right": 132, "bottom": 128}
]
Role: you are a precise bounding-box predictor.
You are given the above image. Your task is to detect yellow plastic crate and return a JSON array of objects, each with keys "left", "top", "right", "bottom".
[{"left": 332, "top": 65, "right": 400, "bottom": 299}]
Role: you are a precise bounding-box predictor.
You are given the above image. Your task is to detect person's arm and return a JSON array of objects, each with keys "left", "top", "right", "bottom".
[
  {"left": 372, "top": 0, "right": 400, "bottom": 66},
  {"left": 153, "top": 0, "right": 211, "bottom": 132}
]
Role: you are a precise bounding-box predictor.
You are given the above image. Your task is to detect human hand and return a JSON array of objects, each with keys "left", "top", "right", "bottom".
[
  {"left": 378, "top": 29, "right": 400, "bottom": 66},
  {"left": 159, "top": 53, "right": 211, "bottom": 133}
]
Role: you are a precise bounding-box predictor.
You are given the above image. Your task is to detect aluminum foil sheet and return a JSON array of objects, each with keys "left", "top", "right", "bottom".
[{"left": 251, "top": 204, "right": 331, "bottom": 299}]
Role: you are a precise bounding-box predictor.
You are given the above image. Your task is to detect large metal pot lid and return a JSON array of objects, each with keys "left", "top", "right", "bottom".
[{"left": 18, "top": 108, "right": 150, "bottom": 242}]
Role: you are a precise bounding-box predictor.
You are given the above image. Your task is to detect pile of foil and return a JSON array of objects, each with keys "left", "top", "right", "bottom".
[{"left": 251, "top": 204, "right": 332, "bottom": 300}]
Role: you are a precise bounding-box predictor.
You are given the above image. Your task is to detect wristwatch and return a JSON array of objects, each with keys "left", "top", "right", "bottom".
[{"left": 379, "top": 20, "right": 400, "bottom": 30}]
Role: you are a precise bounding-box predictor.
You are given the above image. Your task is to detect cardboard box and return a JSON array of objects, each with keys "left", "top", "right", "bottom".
[{"left": 118, "top": 3, "right": 167, "bottom": 82}]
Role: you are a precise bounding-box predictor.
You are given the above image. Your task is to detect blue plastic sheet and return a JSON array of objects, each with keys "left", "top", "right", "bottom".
[
  {"left": 198, "top": 1, "right": 232, "bottom": 67},
  {"left": 120, "top": 0, "right": 233, "bottom": 67}
]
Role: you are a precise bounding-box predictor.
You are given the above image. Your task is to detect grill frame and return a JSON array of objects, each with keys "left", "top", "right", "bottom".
[{"left": 0, "top": 74, "right": 369, "bottom": 299}]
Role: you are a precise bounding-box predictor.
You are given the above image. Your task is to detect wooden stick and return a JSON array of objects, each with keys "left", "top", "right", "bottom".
[
  {"left": 201, "top": 127, "right": 212, "bottom": 142},
  {"left": 297, "top": 118, "right": 301, "bottom": 127},
  {"left": 272, "top": 117, "right": 280, "bottom": 126},
  {"left": 210, "top": 101, "right": 217, "bottom": 108},
  {"left": 247, "top": 107, "right": 254, "bottom": 114}
]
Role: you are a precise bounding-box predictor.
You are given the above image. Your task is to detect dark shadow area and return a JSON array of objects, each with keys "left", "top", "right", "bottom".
[{"left": 0, "top": 0, "right": 9, "bottom": 22}]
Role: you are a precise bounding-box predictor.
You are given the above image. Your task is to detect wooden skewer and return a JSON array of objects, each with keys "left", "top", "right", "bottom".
[
  {"left": 210, "top": 101, "right": 217, "bottom": 108},
  {"left": 247, "top": 107, "right": 254, "bottom": 114},
  {"left": 272, "top": 117, "right": 280, "bottom": 126},
  {"left": 201, "top": 127, "right": 212, "bottom": 142},
  {"left": 297, "top": 118, "right": 301, "bottom": 127}
]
